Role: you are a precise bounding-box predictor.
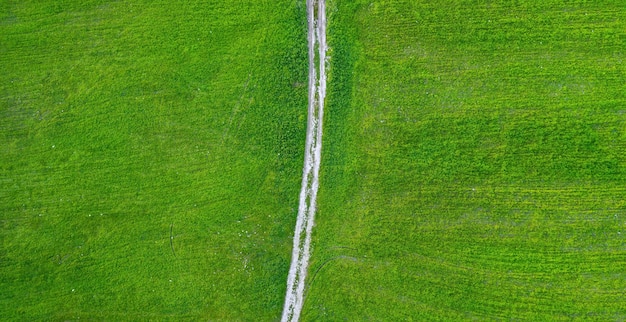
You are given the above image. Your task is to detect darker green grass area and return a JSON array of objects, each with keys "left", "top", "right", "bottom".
[
  {"left": 1, "top": 0, "right": 307, "bottom": 320},
  {"left": 309, "top": 0, "right": 626, "bottom": 320}
]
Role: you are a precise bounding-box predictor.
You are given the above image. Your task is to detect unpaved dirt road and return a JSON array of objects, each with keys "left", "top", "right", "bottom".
[{"left": 281, "top": 0, "right": 327, "bottom": 321}]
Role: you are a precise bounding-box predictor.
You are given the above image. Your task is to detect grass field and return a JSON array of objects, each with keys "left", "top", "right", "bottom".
[
  {"left": 307, "top": 0, "right": 626, "bottom": 320},
  {"left": 1, "top": 1, "right": 307, "bottom": 319},
  {"left": 3, "top": 0, "right": 626, "bottom": 320}
]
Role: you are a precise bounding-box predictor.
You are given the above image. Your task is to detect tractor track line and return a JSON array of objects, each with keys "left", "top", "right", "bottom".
[{"left": 281, "top": 0, "right": 327, "bottom": 321}]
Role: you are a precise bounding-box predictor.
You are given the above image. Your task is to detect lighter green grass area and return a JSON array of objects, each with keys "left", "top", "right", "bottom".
[
  {"left": 1, "top": 0, "right": 306, "bottom": 320},
  {"left": 307, "top": 0, "right": 626, "bottom": 320}
]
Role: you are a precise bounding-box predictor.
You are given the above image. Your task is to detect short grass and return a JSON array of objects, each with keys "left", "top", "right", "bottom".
[
  {"left": 1, "top": 0, "right": 307, "bottom": 319},
  {"left": 307, "top": 0, "right": 626, "bottom": 320}
]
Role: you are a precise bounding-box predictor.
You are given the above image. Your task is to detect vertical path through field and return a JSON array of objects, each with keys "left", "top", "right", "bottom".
[{"left": 281, "top": 0, "right": 327, "bottom": 321}]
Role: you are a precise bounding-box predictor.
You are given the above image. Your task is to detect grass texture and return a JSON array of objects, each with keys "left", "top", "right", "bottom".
[
  {"left": 1, "top": 0, "right": 307, "bottom": 319},
  {"left": 307, "top": 0, "right": 626, "bottom": 320}
]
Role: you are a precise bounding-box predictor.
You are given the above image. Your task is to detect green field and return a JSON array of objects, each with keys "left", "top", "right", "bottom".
[
  {"left": 1, "top": 1, "right": 307, "bottom": 319},
  {"left": 307, "top": 0, "right": 626, "bottom": 320},
  {"left": 2, "top": 0, "right": 626, "bottom": 320}
]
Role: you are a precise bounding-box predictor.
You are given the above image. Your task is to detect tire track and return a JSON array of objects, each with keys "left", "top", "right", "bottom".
[{"left": 281, "top": 0, "right": 327, "bottom": 320}]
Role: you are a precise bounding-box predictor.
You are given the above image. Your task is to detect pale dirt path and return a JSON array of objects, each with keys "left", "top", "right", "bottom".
[{"left": 281, "top": 0, "right": 327, "bottom": 321}]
